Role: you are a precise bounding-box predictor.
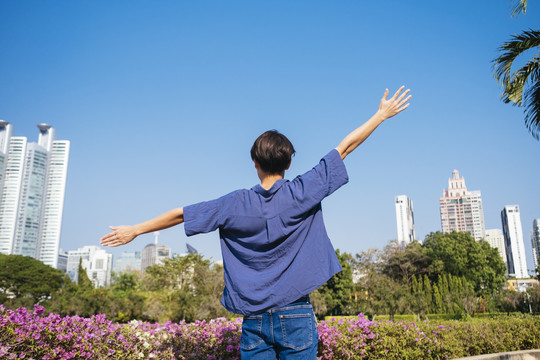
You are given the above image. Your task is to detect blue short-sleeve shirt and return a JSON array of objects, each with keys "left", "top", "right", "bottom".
[{"left": 183, "top": 149, "right": 349, "bottom": 315}]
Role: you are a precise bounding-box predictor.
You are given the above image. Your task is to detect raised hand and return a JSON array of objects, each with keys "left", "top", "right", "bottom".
[
  {"left": 100, "top": 225, "right": 138, "bottom": 247},
  {"left": 378, "top": 86, "right": 411, "bottom": 120}
]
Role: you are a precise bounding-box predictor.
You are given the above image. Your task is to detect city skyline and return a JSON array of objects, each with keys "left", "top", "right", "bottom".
[{"left": 1, "top": 1, "right": 539, "bottom": 269}]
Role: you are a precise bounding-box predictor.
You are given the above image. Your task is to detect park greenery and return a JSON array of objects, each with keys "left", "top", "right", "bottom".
[
  {"left": 1, "top": 231, "right": 540, "bottom": 323},
  {"left": 2, "top": 231, "right": 540, "bottom": 359},
  {"left": 1, "top": 304, "right": 540, "bottom": 359}
]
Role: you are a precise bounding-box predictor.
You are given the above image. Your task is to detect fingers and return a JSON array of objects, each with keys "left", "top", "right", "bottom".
[
  {"left": 101, "top": 231, "right": 115, "bottom": 242},
  {"left": 398, "top": 94, "right": 412, "bottom": 108},
  {"left": 381, "top": 88, "right": 389, "bottom": 101},
  {"left": 396, "top": 89, "right": 410, "bottom": 103},
  {"left": 101, "top": 227, "right": 121, "bottom": 247},
  {"left": 392, "top": 85, "right": 405, "bottom": 100}
]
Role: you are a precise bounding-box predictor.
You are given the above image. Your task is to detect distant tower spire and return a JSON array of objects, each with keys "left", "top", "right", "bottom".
[{"left": 154, "top": 231, "right": 159, "bottom": 245}]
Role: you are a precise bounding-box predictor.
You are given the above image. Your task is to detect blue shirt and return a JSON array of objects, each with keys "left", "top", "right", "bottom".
[{"left": 183, "top": 149, "right": 349, "bottom": 315}]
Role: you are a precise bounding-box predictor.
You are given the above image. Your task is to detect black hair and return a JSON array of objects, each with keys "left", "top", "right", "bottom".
[{"left": 250, "top": 130, "right": 295, "bottom": 174}]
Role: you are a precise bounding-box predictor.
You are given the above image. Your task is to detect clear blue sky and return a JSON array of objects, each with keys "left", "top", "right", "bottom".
[{"left": 1, "top": 1, "right": 539, "bottom": 271}]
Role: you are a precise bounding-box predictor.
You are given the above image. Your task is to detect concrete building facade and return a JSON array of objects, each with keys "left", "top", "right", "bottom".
[
  {"left": 439, "top": 170, "right": 485, "bottom": 241},
  {"left": 501, "top": 205, "right": 529, "bottom": 279},
  {"left": 67, "top": 246, "right": 112, "bottom": 288},
  {"left": 114, "top": 251, "right": 142, "bottom": 273},
  {"left": 531, "top": 219, "right": 540, "bottom": 272},
  {"left": 484, "top": 229, "right": 507, "bottom": 266},
  {"left": 395, "top": 194, "right": 415, "bottom": 248}
]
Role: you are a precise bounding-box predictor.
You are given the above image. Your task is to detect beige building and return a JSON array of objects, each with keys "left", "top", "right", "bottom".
[
  {"left": 439, "top": 170, "right": 485, "bottom": 241},
  {"left": 141, "top": 232, "right": 171, "bottom": 272}
]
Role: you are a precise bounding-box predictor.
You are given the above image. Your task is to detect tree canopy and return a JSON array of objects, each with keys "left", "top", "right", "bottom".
[{"left": 0, "top": 254, "right": 65, "bottom": 306}]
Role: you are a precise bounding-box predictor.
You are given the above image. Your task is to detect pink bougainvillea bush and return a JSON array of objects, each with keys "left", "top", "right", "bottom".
[{"left": 1, "top": 305, "right": 540, "bottom": 359}]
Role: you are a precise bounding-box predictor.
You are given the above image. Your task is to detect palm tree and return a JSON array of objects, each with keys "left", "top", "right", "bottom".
[
  {"left": 510, "top": 0, "right": 527, "bottom": 18},
  {"left": 493, "top": 0, "right": 540, "bottom": 139}
]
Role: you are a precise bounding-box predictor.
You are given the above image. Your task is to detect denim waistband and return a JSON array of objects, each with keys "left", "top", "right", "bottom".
[
  {"left": 290, "top": 295, "right": 310, "bottom": 304},
  {"left": 244, "top": 295, "right": 312, "bottom": 317}
]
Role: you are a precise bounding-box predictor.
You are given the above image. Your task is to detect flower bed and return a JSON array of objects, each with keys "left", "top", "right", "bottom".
[{"left": 1, "top": 305, "right": 539, "bottom": 359}]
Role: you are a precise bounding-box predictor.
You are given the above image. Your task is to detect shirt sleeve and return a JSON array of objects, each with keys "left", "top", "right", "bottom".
[
  {"left": 287, "top": 149, "right": 349, "bottom": 214},
  {"left": 183, "top": 192, "right": 234, "bottom": 236}
]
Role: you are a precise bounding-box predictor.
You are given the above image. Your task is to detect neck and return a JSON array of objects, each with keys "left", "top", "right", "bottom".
[{"left": 260, "top": 173, "right": 284, "bottom": 190}]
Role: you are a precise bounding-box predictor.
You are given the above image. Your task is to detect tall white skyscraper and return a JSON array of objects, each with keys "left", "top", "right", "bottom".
[
  {"left": 0, "top": 122, "right": 70, "bottom": 268},
  {"left": 531, "top": 219, "right": 540, "bottom": 272},
  {"left": 484, "top": 229, "right": 507, "bottom": 265},
  {"left": 501, "top": 205, "right": 529, "bottom": 279},
  {"left": 439, "top": 170, "right": 485, "bottom": 241},
  {"left": 395, "top": 195, "right": 415, "bottom": 247}
]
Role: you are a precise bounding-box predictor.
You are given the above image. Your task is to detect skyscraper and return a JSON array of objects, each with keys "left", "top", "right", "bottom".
[
  {"left": 395, "top": 195, "right": 415, "bottom": 247},
  {"left": 0, "top": 122, "right": 70, "bottom": 268},
  {"left": 439, "top": 170, "right": 485, "bottom": 241},
  {"left": 141, "top": 231, "right": 171, "bottom": 272},
  {"left": 484, "top": 229, "right": 507, "bottom": 265},
  {"left": 531, "top": 219, "right": 540, "bottom": 272},
  {"left": 501, "top": 205, "right": 529, "bottom": 279}
]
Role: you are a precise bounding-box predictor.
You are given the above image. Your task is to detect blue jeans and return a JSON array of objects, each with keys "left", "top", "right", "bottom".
[{"left": 240, "top": 296, "right": 318, "bottom": 359}]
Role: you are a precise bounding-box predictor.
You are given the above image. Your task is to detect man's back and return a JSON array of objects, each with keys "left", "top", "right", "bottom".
[{"left": 183, "top": 149, "right": 348, "bottom": 315}]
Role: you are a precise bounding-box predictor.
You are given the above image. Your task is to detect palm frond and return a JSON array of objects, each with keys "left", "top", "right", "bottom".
[
  {"left": 493, "top": 29, "right": 540, "bottom": 86},
  {"left": 501, "top": 56, "right": 540, "bottom": 106},
  {"left": 511, "top": 0, "right": 527, "bottom": 18},
  {"left": 494, "top": 29, "right": 540, "bottom": 140},
  {"left": 523, "top": 68, "right": 540, "bottom": 139}
]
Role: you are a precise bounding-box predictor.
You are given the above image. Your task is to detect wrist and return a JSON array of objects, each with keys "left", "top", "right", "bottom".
[
  {"left": 373, "top": 111, "right": 387, "bottom": 123},
  {"left": 133, "top": 224, "right": 144, "bottom": 236}
]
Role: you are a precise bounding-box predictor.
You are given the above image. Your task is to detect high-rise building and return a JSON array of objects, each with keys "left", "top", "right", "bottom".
[
  {"left": 141, "top": 231, "right": 171, "bottom": 272},
  {"left": 0, "top": 122, "right": 70, "bottom": 268},
  {"left": 114, "top": 251, "right": 142, "bottom": 273},
  {"left": 57, "top": 248, "right": 68, "bottom": 272},
  {"left": 531, "top": 219, "right": 540, "bottom": 272},
  {"left": 67, "top": 246, "right": 112, "bottom": 287},
  {"left": 439, "top": 170, "right": 485, "bottom": 241},
  {"left": 484, "top": 229, "right": 507, "bottom": 265},
  {"left": 395, "top": 195, "right": 415, "bottom": 247},
  {"left": 501, "top": 205, "right": 529, "bottom": 279}
]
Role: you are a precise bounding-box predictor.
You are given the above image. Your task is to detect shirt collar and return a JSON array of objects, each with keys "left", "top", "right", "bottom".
[{"left": 251, "top": 178, "right": 287, "bottom": 195}]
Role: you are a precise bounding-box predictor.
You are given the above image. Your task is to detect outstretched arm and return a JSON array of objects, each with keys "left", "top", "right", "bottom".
[
  {"left": 335, "top": 86, "right": 411, "bottom": 160},
  {"left": 100, "top": 207, "right": 184, "bottom": 247}
]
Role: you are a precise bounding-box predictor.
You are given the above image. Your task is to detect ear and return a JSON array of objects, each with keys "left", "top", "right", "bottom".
[
  {"left": 254, "top": 160, "right": 260, "bottom": 170},
  {"left": 285, "top": 161, "right": 291, "bottom": 170}
]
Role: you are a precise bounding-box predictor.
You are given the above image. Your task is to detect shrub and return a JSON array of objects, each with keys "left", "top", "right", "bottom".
[{"left": 1, "top": 305, "right": 539, "bottom": 359}]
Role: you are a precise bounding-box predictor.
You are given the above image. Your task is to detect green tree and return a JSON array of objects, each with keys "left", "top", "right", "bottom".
[
  {"left": 317, "top": 250, "right": 354, "bottom": 316},
  {"left": 0, "top": 254, "right": 65, "bottom": 307},
  {"left": 142, "top": 254, "right": 228, "bottom": 322},
  {"left": 432, "top": 284, "right": 445, "bottom": 314},
  {"left": 493, "top": 0, "right": 540, "bottom": 139},
  {"left": 382, "top": 241, "right": 430, "bottom": 286},
  {"left": 77, "top": 258, "right": 93, "bottom": 290},
  {"left": 422, "top": 232, "right": 506, "bottom": 296},
  {"left": 527, "top": 283, "right": 540, "bottom": 314}
]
